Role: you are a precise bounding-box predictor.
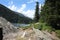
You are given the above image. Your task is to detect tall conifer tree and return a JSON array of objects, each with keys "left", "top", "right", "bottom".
[
  {"left": 40, "top": 0, "right": 60, "bottom": 29},
  {"left": 34, "top": 2, "right": 40, "bottom": 23}
]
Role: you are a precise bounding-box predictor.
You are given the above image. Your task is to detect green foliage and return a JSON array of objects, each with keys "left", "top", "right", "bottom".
[
  {"left": 19, "top": 24, "right": 32, "bottom": 29},
  {"left": 34, "top": 2, "right": 40, "bottom": 23},
  {"left": 40, "top": 0, "right": 60, "bottom": 29},
  {"left": 34, "top": 23, "right": 42, "bottom": 30},
  {"left": 42, "top": 25, "right": 52, "bottom": 32},
  {"left": 20, "top": 26, "right": 30, "bottom": 30},
  {"left": 40, "top": 23, "right": 52, "bottom": 32},
  {"left": 55, "top": 30, "right": 60, "bottom": 38},
  {"left": 34, "top": 22, "right": 53, "bottom": 32}
]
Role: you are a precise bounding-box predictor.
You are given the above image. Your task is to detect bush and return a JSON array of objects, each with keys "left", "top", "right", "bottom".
[{"left": 34, "top": 22, "right": 53, "bottom": 32}]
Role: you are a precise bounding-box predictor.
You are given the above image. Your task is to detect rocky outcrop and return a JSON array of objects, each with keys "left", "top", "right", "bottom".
[
  {"left": 0, "top": 17, "right": 18, "bottom": 40},
  {"left": 3, "top": 28, "right": 60, "bottom": 40}
]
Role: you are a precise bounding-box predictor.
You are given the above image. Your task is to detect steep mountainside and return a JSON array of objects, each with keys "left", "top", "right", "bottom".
[{"left": 0, "top": 4, "right": 33, "bottom": 24}]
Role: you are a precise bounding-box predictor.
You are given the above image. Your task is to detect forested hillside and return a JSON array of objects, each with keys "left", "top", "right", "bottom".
[
  {"left": 0, "top": 4, "right": 33, "bottom": 24},
  {"left": 40, "top": 0, "right": 60, "bottom": 29}
]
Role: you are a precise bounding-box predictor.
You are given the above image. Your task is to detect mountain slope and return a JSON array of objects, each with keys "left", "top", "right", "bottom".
[{"left": 0, "top": 4, "right": 33, "bottom": 24}]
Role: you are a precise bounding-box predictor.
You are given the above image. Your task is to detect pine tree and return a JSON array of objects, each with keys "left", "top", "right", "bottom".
[
  {"left": 34, "top": 2, "right": 40, "bottom": 23},
  {"left": 40, "top": 0, "right": 60, "bottom": 29}
]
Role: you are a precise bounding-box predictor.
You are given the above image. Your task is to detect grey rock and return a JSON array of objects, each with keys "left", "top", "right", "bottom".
[{"left": 0, "top": 17, "right": 18, "bottom": 39}]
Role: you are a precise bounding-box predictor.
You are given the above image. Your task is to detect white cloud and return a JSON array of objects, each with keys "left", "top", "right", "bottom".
[
  {"left": 22, "top": 10, "right": 35, "bottom": 19},
  {"left": 8, "top": 1, "right": 13, "bottom": 5},
  {"left": 17, "top": 4, "right": 26, "bottom": 13},
  {"left": 39, "top": 4, "right": 41, "bottom": 9},
  {"left": 27, "top": 0, "right": 34, "bottom": 3},
  {"left": 27, "top": 0, "right": 38, "bottom": 3},
  {"left": 17, "top": 4, "right": 35, "bottom": 19},
  {"left": 8, "top": 5, "right": 17, "bottom": 11},
  {"left": 39, "top": 4, "right": 44, "bottom": 12},
  {"left": 8, "top": 1, "right": 17, "bottom": 11},
  {"left": 10, "top": 1, "right": 13, "bottom": 5},
  {"left": 7, "top": 1, "right": 43, "bottom": 19},
  {"left": 35, "top": 0, "right": 38, "bottom": 1}
]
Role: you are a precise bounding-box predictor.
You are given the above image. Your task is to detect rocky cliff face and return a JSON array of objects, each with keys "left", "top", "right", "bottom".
[{"left": 0, "top": 17, "right": 18, "bottom": 39}]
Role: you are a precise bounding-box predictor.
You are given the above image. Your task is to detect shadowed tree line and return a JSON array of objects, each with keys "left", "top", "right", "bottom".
[
  {"left": 34, "top": 2, "right": 40, "bottom": 23},
  {"left": 40, "top": 0, "right": 60, "bottom": 29},
  {"left": 0, "top": 4, "right": 33, "bottom": 24}
]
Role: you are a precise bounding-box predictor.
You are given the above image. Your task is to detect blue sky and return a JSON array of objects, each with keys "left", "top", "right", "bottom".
[{"left": 0, "top": 0, "right": 45, "bottom": 19}]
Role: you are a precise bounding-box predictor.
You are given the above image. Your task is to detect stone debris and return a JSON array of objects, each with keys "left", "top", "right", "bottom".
[{"left": 3, "top": 28, "right": 60, "bottom": 40}]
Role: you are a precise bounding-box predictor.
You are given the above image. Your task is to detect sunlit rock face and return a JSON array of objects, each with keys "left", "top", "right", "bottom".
[
  {"left": 0, "top": 17, "right": 18, "bottom": 34},
  {"left": 0, "top": 17, "right": 18, "bottom": 40},
  {"left": 3, "top": 27, "right": 60, "bottom": 40}
]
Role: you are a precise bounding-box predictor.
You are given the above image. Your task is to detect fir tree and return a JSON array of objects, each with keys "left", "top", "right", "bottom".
[
  {"left": 34, "top": 2, "right": 40, "bottom": 23},
  {"left": 40, "top": 0, "right": 60, "bottom": 29}
]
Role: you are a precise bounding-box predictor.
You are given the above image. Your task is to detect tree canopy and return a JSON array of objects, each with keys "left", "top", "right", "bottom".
[
  {"left": 40, "top": 0, "right": 60, "bottom": 29},
  {"left": 34, "top": 2, "right": 40, "bottom": 23}
]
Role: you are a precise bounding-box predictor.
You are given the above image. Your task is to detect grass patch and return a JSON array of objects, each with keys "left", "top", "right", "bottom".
[
  {"left": 19, "top": 24, "right": 32, "bottom": 30},
  {"left": 34, "top": 22, "right": 53, "bottom": 32},
  {"left": 55, "top": 30, "right": 60, "bottom": 38}
]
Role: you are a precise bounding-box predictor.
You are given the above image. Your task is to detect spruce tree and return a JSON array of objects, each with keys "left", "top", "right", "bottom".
[
  {"left": 40, "top": 0, "right": 60, "bottom": 29},
  {"left": 34, "top": 2, "right": 40, "bottom": 23}
]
